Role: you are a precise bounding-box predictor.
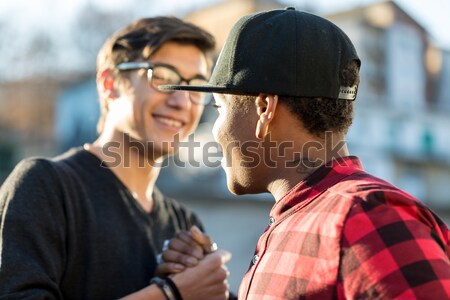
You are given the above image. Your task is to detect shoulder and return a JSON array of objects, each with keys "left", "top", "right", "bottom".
[
  {"left": 340, "top": 172, "right": 449, "bottom": 251},
  {"left": 0, "top": 157, "right": 65, "bottom": 219},
  {"left": 329, "top": 170, "right": 425, "bottom": 213},
  {"left": 2, "top": 157, "right": 59, "bottom": 189},
  {"left": 2, "top": 148, "right": 87, "bottom": 189},
  {"left": 340, "top": 171, "right": 434, "bottom": 222},
  {"left": 338, "top": 174, "right": 450, "bottom": 299},
  {"left": 0, "top": 148, "right": 90, "bottom": 201},
  {"left": 327, "top": 170, "right": 448, "bottom": 244}
]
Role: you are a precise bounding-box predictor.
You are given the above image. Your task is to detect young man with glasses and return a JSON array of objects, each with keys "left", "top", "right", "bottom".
[
  {"left": 0, "top": 17, "right": 230, "bottom": 300},
  {"left": 160, "top": 8, "right": 450, "bottom": 300}
]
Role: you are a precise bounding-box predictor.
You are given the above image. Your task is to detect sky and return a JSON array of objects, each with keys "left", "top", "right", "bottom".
[
  {"left": 0, "top": 0, "right": 448, "bottom": 48},
  {"left": 95, "top": 0, "right": 450, "bottom": 48}
]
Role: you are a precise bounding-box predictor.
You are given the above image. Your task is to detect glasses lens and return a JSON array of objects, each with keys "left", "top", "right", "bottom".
[
  {"left": 148, "top": 65, "right": 209, "bottom": 105},
  {"left": 150, "top": 66, "right": 181, "bottom": 89},
  {"left": 189, "top": 78, "right": 208, "bottom": 86},
  {"left": 187, "top": 78, "right": 208, "bottom": 104}
]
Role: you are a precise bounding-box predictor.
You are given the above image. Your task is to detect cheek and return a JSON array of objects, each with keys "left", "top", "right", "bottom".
[
  {"left": 191, "top": 106, "right": 204, "bottom": 127},
  {"left": 179, "top": 106, "right": 203, "bottom": 140},
  {"left": 108, "top": 96, "right": 135, "bottom": 127},
  {"left": 212, "top": 118, "right": 220, "bottom": 142},
  {"left": 212, "top": 112, "right": 227, "bottom": 144}
]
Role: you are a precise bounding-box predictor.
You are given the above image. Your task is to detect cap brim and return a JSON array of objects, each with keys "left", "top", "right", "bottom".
[{"left": 158, "top": 84, "right": 258, "bottom": 96}]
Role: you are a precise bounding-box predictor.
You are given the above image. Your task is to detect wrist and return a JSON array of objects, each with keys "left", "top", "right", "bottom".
[{"left": 150, "top": 277, "right": 183, "bottom": 300}]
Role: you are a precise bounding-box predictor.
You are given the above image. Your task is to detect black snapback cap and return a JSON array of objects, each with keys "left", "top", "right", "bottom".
[{"left": 160, "top": 7, "right": 360, "bottom": 100}]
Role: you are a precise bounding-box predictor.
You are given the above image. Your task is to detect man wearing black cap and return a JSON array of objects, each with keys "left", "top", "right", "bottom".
[{"left": 160, "top": 7, "right": 450, "bottom": 300}]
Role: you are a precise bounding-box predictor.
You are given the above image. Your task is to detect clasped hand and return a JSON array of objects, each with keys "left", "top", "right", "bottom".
[{"left": 156, "top": 226, "right": 231, "bottom": 300}]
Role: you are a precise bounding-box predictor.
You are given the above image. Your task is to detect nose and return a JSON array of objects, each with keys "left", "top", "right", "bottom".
[{"left": 166, "top": 89, "right": 191, "bottom": 110}]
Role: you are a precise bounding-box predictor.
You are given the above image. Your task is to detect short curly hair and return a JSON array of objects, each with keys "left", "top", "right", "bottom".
[{"left": 281, "top": 60, "right": 360, "bottom": 137}]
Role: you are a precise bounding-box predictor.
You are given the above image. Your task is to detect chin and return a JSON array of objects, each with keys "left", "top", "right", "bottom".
[
  {"left": 228, "top": 186, "right": 246, "bottom": 196},
  {"left": 227, "top": 179, "right": 256, "bottom": 196}
]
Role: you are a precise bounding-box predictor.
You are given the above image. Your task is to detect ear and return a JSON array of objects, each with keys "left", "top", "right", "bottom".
[
  {"left": 255, "top": 94, "right": 278, "bottom": 139},
  {"left": 97, "top": 69, "right": 119, "bottom": 101}
]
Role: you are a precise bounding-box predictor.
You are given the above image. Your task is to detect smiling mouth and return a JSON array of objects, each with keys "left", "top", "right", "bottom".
[{"left": 153, "top": 115, "right": 185, "bottom": 128}]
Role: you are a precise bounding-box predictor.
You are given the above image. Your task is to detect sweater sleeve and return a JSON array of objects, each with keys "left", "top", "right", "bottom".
[
  {"left": 338, "top": 190, "right": 450, "bottom": 300},
  {"left": 0, "top": 159, "right": 66, "bottom": 299}
]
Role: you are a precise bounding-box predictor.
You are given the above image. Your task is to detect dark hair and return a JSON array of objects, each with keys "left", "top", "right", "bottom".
[
  {"left": 96, "top": 17, "right": 216, "bottom": 133},
  {"left": 97, "top": 16, "right": 215, "bottom": 72},
  {"left": 280, "top": 60, "right": 360, "bottom": 137}
]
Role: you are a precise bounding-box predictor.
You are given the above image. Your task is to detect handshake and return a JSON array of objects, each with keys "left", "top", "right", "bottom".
[{"left": 153, "top": 226, "right": 233, "bottom": 300}]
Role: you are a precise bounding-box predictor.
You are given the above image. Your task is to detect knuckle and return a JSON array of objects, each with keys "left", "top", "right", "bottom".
[
  {"left": 170, "top": 238, "right": 182, "bottom": 249},
  {"left": 162, "top": 250, "right": 183, "bottom": 264},
  {"left": 178, "top": 231, "right": 192, "bottom": 241},
  {"left": 209, "top": 254, "right": 222, "bottom": 267},
  {"left": 211, "top": 267, "right": 228, "bottom": 282},
  {"left": 176, "top": 230, "right": 189, "bottom": 237},
  {"left": 161, "top": 251, "right": 170, "bottom": 261},
  {"left": 218, "top": 269, "right": 228, "bottom": 281},
  {"left": 219, "top": 281, "right": 228, "bottom": 292},
  {"left": 167, "top": 239, "right": 175, "bottom": 250}
]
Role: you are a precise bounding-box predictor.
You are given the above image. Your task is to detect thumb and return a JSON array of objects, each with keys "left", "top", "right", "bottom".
[
  {"left": 215, "top": 249, "right": 232, "bottom": 264},
  {"left": 190, "top": 226, "right": 213, "bottom": 247}
]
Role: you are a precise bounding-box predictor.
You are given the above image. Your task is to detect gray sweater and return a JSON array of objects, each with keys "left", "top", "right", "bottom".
[{"left": 0, "top": 148, "right": 203, "bottom": 299}]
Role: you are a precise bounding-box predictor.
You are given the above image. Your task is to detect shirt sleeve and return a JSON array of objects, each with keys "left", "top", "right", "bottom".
[
  {"left": 0, "top": 159, "right": 66, "bottom": 299},
  {"left": 338, "top": 190, "right": 450, "bottom": 300}
]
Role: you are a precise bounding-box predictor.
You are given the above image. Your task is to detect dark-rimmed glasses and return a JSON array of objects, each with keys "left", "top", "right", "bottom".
[{"left": 116, "top": 62, "right": 210, "bottom": 105}]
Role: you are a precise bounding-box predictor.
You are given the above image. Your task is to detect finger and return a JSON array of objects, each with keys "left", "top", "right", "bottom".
[
  {"left": 169, "top": 237, "right": 204, "bottom": 259},
  {"left": 154, "top": 262, "right": 185, "bottom": 277},
  {"left": 214, "top": 249, "right": 232, "bottom": 264},
  {"left": 174, "top": 231, "right": 197, "bottom": 245},
  {"left": 207, "top": 266, "right": 229, "bottom": 283},
  {"left": 190, "top": 226, "right": 218, "bottom": 254},
  {"left": 162, "top": 249, "right": 199, "bottom": 267},
  {"left": 199, "top": 250, "right": 232, "bottom": 275},
  {"left": 190, "top": 226, "right": 213, "bottom": 247}
]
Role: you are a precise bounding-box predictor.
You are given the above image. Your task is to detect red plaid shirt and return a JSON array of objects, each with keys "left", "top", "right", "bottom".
[{"left": 238, "top": 156, "right": 450, "bottom": 300}]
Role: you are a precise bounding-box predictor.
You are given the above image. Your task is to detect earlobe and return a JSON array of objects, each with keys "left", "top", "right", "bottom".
[
  {"left": 255, "top": 94, "right": 278, "bottom": 139},
  {"left": 255, "top": 115, "right": 270, "bottom": 139}
]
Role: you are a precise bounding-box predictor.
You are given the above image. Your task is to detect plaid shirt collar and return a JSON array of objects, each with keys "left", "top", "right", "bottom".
[{"left": 270, "top": 156, "right": 363, "bottom": 220}]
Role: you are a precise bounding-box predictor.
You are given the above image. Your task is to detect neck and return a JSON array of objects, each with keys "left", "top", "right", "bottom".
[
  {"left": 267, "top": 131, "right": 349, "bottom": 201},
  {"left": 87, "top": 130, "right": 162, "bottom": 212}
]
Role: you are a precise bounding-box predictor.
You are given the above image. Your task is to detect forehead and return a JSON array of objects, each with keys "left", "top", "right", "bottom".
[
  {"left": 213, "top": 93, "right": 240, "bottom": 102},
  {"left": 149, "top": 41, "right": 209, "bottom": 77},
  {"left": 213, "top": 93, "right": 254, "bottom": 106}
]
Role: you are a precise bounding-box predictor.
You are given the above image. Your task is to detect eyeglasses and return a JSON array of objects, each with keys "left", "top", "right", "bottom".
[{"left": 116, "top": 62, "right": 210, "bottom": 105}]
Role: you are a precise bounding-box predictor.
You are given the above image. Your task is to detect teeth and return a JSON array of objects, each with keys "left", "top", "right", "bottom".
[{"left": 156, "top": 116, "right": 183, "bottom": 128}]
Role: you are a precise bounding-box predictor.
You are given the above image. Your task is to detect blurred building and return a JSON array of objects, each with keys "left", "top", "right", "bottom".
[
  {"left": 1, "top": 0, "right": 450, "bottom": 293},
  {"left": 326, "top": 1, "right": 450, "bottom": 210},
  {"left": 0, "top": 78, "right": 63, "bottom": 180}
]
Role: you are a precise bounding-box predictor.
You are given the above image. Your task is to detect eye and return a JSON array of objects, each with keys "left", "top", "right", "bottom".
[
  {"left": 212, "top": 104, "right": 221, "bottom": 110},
  {"left": 152, "top": 67, "right": 179, "bottom": 85}
]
